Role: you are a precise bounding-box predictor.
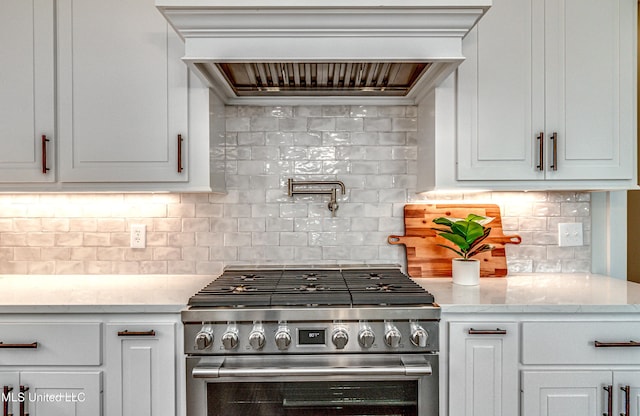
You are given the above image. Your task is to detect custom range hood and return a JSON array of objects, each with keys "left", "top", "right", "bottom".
[{"left": 156, "top": 0, "right": 491, "bottom": 104}]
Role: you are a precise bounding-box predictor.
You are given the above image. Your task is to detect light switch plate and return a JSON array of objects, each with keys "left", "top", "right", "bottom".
[{"left": 558, "top": 222, "right": 583, "bottom": 247}]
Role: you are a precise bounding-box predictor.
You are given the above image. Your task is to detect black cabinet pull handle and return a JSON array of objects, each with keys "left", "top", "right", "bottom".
[
  {"left": 19, "top": 386, "right": 28, "bottom": 416},
  {"left": 536, "top": 132, "right": 544, "bottom": 171},
  {"left": 117, "top": 330, "right": 156, "bottom": 337},
  {"left": 468, "top": 328, "right": 507, "bottom": 335},
  {"left": 41, "top": 135, "right": 50, "bottom": 174},
  {"left": 594, "top": 341, "right": 640, "bottom": 348},
  {"left": 177, "top": 134, "right": 184, "bottom": 173},
  {"left": 0, "top": 342, "right": 37, "bottom": 349},
  {"left": 3, "top": 386, "right": 12, "bottom": 416},
  {"left": 621, "top": 385, "right": 630, "bottom": 416},
  {"left": 550, "top": 132, "right": 558, "bottom": 171},
  {"left": 603, "top": 385, "right": 613, "bottom": 416}
]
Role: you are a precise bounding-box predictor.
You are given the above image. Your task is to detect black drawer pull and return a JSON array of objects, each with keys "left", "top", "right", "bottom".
[
  {"left": 468, "top": 328, "right": 507, "bottom": 335},
  {"left": 117, "top": 330, "right": 156, "bottom": 337},
  {"left": 0, "top": 342, "right": 38, "bottom": 349},
  {"left": 594, "top": 340, "right": 640, "bottom": 348}
]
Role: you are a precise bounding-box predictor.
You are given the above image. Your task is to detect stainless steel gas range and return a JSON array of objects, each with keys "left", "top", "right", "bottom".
[{"left": 182, "top": 265, "right": 440, "bottom": 416}]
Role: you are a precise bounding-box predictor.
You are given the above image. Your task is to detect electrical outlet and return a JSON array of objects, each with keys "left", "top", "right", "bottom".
[
  {"left": 558, "top": 222, "right": 583, "bottom": 247},
  {"left": 130, "top": 224, "right": 146, "bottom": 248}
]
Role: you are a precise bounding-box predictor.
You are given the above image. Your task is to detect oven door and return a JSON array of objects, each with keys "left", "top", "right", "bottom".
[{"left": 186, "top": 354, "right": 438, "bottom": 416}]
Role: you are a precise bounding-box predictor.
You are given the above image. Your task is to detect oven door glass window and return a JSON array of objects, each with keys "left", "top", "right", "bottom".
[{"left": 207, "top": 380, "right": 418, "bottom": 416}]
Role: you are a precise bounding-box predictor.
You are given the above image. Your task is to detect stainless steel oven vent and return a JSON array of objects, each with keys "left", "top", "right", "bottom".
[{"left": 215, "top": 62, "right": 431, "bottom": 97}]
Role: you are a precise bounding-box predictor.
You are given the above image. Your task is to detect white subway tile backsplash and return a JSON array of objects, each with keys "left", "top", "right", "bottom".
[
  {"left": 349, "top": 106, "right": 378, "bottom": 118},
  {"left": 561, "top": 202, "right": 590, "bottom": 217},
  {"left": 238, "top": 218, "right": 266, "bottom": 232},
  {"left": 336, "top": 118, "right": 364, "bottom": 132},
  {"left": 294, "top": 132, "right": 323, "bottom": 146},
  {"left": 391, "top": 118, "right": 418, "bottom": 132},
  {"left": 294, "top": 106, "right": 322, "bottom": 117},
  {"left": 279, "top": 118, "right": 307, "bottom": 132},
  {"left": 308, "top": 117, "right": 336, "bottom": 131},
  {"left": 534, "top": 260, "right": 562, "bottom": 273},
  {"left": 322, "top": 106, "right": 350, "bottom": 117},
  {"left": 364, "top": 118, "right": 392, "bottom": 131},
  {"left": 265, "top": 218, "right": 294, "bottom": 232},
  {"left": 223, "top": 232, "right": 252, "bottom": 247},
  {"left": 0, "top": 105, "right": 591, "bottom": 275},
  {"left": 251, "top": 232, "right": 279, "bottom": 246}
]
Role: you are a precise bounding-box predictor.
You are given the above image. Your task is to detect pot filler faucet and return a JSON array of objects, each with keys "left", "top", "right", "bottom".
[{"left": 287, "top": 178, "right": 346, "bottom": 217}]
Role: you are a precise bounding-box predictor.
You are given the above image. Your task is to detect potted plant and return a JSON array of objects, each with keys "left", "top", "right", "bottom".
[{"left": 431, "top": 214, "right": 495, "bottom": 285}]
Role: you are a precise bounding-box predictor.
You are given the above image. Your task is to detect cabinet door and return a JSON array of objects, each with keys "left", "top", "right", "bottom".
[
  {"left": 449, "top": 322, "right": 519, "bottom": 416},
  {"left": 544, "top": 0, "right": 635, "bottom": 180},
  {"left": 57, "top": 0, "right": 188, "bottom": 183},
  {"left": 0, "top": 0, "right": 56, "bottom": 182},
  {"left": 19, "top": 371, "right": 101, "bottom": 416},
  {"left": 613, "top": 372, "right": 640, "bottom": 416},
  {"left": 522, "top": 371, "right": 611, "bottom": 416},
  {"left": 0, "top": 372, "right": 20, "bottom": 416},
  {"left": 457, "top": 0, "right": 545, "bottom": 181},
  {"left": 105, "top": 323, "right": 176, "bottom": 416}
]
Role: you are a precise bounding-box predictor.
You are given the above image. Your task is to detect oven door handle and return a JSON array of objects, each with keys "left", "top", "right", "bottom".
[{"left": 192, "top": 356, "right": 433, "bottom": 379}]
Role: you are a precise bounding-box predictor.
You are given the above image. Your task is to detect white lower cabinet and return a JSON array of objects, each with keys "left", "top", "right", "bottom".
[
  {"left": 0, "top": 314, "right": 181, "bottom": 416},
  {"left": 0, "top": 319, "right": 102, "bottom": 416},
  {"left": 0, "top": 371, "right": 101, "bottom": 416},
  {"left": 521, "top": 371, "right": 610, "bottom": 416},
  {"left": 105, "top": 322, "right": 176, "bottom": 416},
  {"left": 613, "top": 372, "right": 640, "bottom": 416},
  {"left": 446, "top": 316, "right": 640, "bottom": 416},
  {"left": 522, "top": 371, "right": 640, "bottom": 416},
  {"left": 520, "top": 320, "right": 640, "bottom": 416},
  {"left": 448, "top": 322, "right": 519, "bottom": 416},
  {"left": 0, "top": 372, "right": 20, "bottom": 416},
  {"left": 19, "top": 372, "right": 102, "bottom": 416}
]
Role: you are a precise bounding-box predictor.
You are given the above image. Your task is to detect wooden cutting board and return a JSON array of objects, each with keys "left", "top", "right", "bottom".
[{"left": 388, "top": 204, "right": 522, "bottom": 278}]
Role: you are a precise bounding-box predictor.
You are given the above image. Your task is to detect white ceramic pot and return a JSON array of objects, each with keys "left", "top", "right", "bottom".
[{"left": 451, "top": 258, "right": 480, "bottom": 286}]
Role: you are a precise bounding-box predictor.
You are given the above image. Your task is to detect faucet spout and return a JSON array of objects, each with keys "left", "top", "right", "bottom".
[{"left": 287, "top": 178, "right": 347, "bottom": 216}]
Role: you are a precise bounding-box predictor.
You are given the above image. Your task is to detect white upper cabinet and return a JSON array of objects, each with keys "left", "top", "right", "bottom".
[
  {"left": 56, "top": 0, "right": 189, "bottom": 183},
  {"left": 455, "top": 0, "right": 636, "bottom": 188},
  {"left": 0, "top": 0, "right": 56, "bottom": 183},
  {"left": 543, "top": 0, "right": 634, "bottom": 181}
]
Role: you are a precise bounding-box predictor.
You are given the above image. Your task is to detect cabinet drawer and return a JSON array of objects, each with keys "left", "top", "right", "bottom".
[
  {"left": 522, "top": 321, "right": 640, "bottom": 365},
  {"left": 0, "top": 322, "right": 101, "bottom": 365}
]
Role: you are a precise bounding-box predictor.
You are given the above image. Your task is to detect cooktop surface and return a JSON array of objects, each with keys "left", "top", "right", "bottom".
[{"left": 188, "top": 266, "right": 435, "bottom": 308}]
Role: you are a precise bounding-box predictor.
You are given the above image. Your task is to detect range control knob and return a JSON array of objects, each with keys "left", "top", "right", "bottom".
[
  {"left": 249, "top": 325, "right": 266, "bottom": 350},
  {"left": 332, "top": 328, "right": 349, "bottom": 349},
  {"left": 194, "top": 327, "right": 213, "bottom": 350},
  {"left": 221, "top": 328, "right": 239, "bottom": 350},
  {"left": 410, "top": 323, "right": 429, "bottom": 347},
  {"left": 384, "top": 323, "right": 402, "bottom": 348},
  {"left": 358, "top": 327, "right": 375, "bottom": 349},
  {"left": 275, "top": 326, "right": 291, "bottom": 351}
]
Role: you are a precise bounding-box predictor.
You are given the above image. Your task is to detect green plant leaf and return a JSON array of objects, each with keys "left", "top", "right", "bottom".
[
  {"left": 431, "top": 214, "right": 496, "bottom": 260},
  {"left": 451, "top": 220, "right": 484, "bottom": 244},
  {"left": 467, "top": 227, "right": 492, "bottom": 251},
  {"left": 432, "top": 217, "right": 454, "bottom": 226},
  {"left": 465, "top": 214, "right": 486, "bottom": 222},
  {"left": 437, "top": 232, "right": 470, "bottom": 252},
  {"left": 467, "top": 244, "right": 495, "bottom": 258}
]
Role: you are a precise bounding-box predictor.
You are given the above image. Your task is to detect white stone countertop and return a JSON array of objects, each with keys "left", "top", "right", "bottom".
[
  {"left": 413, "top": 273, "right": 640, "bottom": 313},
  {"left": 1, "top": 272, "right": 640, "bottom": 314},
  {"left": 0, "top": 274, "right": 213, "bottom": 313}
]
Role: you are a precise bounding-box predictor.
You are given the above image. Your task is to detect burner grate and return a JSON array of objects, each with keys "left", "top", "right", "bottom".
[{"left": 188, "top": 267, "right": 435, "bottom": 308}]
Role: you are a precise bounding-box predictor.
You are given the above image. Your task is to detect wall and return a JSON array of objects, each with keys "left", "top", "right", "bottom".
[{"left": 0, "top": 105, "right": 591, "bottom": 275}]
